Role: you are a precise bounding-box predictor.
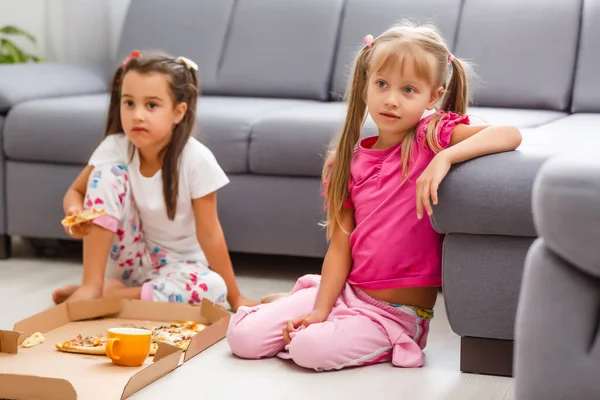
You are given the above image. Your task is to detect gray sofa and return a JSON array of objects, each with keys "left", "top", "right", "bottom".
[
  {"left": 0, "top": 0, "right": 598, "bottom": 376},
  {"left": 515, "top": 153, "right": 600, "bottom": 399}
]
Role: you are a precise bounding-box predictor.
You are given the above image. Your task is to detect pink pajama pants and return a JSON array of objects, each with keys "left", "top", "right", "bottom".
[{"left": 226, "top": 274, "right": 431, "bottom": 371}]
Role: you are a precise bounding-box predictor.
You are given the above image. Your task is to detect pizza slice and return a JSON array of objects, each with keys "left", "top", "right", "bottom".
[
  {"left": 55, "top": 334, "right": 108, "bottom": 355},
  {"left": 151, "top": 321, "right": 207, "bottom": 351},
  {"left": 21, "top": 332, "right": 45, "bottom": 348},
  {"left": 61, "top": 207, "right": 106, "bottom": 227}
]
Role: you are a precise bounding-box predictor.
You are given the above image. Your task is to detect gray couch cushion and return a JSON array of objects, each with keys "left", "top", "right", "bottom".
[
  {"left": 331, "top": 0, "right": 462, "bottom": 99},
  {"left": 3, "top": 95, "right": 305, "bottom": 174},
  {"left": 0, "top": 63, "right": 107, "bottom": 113},
  {"left": 4, "top": 95, "right": 108, "bottom": 165},
  {"left": 455, "top": 0, "right": 581, "bottom": 110},
  {"left": 571, "top": 0, "right": 600, "bottom": 112},
  {"left": 443, "top": 234, "right": 534, "bottom": 340},
  {"left": 248, "top": 102, "right": 378, "bottom": 177},
  {"left": 196, "top": 97, "right": 308, "bottom": 174},
  {"left": 117, "top": 0, "right": 235, "bottom": 94},
  {"left": 532, "top": 153, "right": 600, "bottom": 278},
  {"left": 249, "top": 105, "right": 566, "bottom": 177},
  {"left": 431, "top": 114, "right": 600, "bottom": 237},
  {"left": 519, "top": 114, "right": 600, "bottom": 150},
  {"left": 467, "top": 107, "right": 565, "bottom": 128},
  {"left": 214, "top": 0, "right": 343, "bottom": 100},
  {"left": 515, "top": 240, "right": 600, "bottom": 400}
]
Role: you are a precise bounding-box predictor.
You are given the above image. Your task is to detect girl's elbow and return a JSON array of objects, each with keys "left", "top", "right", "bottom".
[{"left": 505, "top": 126, "right": 522, "bottom": 150}]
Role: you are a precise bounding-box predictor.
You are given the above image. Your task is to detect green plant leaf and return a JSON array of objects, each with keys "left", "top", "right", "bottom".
[
  {"left": 1, "top": 38, "right": 27, "bottom": 63},
  {"left": 0, "top": 25, "right": 36, "bottom": 43},
  {"left": 0, "top": 54, "right": 14, "bottom": 64}
]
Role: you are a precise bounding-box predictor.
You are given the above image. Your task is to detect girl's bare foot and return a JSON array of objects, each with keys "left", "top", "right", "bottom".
[
  {"left": 66, "top": 284, "right": 103, "bottom": 303},
  {"left": 52, "top": 284, "right": 80, "bottom": 304},
  {"left": 261, "top": 292, "right": 290, "bottom": 304}
]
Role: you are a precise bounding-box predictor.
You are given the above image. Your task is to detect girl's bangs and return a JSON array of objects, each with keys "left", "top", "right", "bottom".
[{"left": 370, "top": 41, "right": 436, "bottom": 85}]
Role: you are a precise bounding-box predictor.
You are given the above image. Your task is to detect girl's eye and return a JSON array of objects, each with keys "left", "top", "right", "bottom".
[
  {"left": 147, "top": 102, "right": 157, "bottom": 109},
  {"left": 404, "top": 87, "right": 416, "bottom": 94},
  {"left": 123, "top": 100, "right": 133, "bottom": 107},
  {"left": 376, "top": 80, "right": 388, "bottom": 88}
]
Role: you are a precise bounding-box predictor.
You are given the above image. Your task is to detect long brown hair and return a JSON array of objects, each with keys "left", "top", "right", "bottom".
[
  {"left": 105, "top": 52, "right": 199, "bottom": 220},
  {"left": 323, "top": 22, "right": 471, "bottom": 238}
]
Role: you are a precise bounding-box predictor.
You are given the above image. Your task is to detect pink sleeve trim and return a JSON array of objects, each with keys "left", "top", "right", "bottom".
[
  {"left": 437, "top": 111, "right": 470, "bottom": 149},
  {"left": 140, "top": 281, "right": 154, "bottom": 301},
  {"left": 93, "top": 215, "right": 119, "bottom": 233}
]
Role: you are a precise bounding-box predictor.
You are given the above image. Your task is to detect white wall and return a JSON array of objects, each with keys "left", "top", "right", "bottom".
[{"left": 0, "top": 0, "right": 131, "bottom": 63}]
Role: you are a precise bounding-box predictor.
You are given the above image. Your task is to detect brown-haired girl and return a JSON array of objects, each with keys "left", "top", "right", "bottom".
[
  {"left": 52, "top": 51, "right": 257, "bottom": 311},
  {"left": 227, "top": 22, "right": 521, "bottom": 370}
]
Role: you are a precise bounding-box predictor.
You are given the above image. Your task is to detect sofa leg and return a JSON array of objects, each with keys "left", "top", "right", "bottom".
[
  {"left": 0, "top": 235, "right": 11, "bottom": 259},
  {"left": 460, "top": 337, "right": 513, "bottom": 377}
]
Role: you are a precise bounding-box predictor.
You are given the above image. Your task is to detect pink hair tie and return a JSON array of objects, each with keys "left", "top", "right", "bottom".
[
  {"left": 122, "top": 50, "right": 141, "bottom": 67},
  {"left": 364, "top": 34, "right": 374, "bottom": 48},
  {"left": 447, "top": 53, "right": 455, "bottom": 64}
]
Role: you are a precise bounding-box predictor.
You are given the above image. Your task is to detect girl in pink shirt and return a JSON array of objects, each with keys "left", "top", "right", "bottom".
[{"left": 227, "top": 22, "right": 522, "bottom": 371}]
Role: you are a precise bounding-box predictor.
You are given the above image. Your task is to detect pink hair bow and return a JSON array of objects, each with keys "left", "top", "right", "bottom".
[{"left": 364, "top": 34, "right": 374, "bottom": 48}]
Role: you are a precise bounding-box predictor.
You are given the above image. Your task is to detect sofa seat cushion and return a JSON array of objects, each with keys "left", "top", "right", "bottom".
[
  {"left": 196, "top": 97, "right": 308, "bottom": 173},
  {"left": 468, "top": 107, "right": 565, "bottom": 128},
  {"left": 4, "top": 94, "right": 110, "bottom": 165},
  {"left": 248, "top": 102, "right": 380, "bottom": 177},
  {"left": 533, "top": 152, "right": 600, "bottom": 278},
  {"left": 248, "top": 104, "right": 566, "bottom": 177},
  {"left": 3, "top": 95, "right": 306, "bottom": 173},
  {"left": 431, "top": 114, "right": 600, "bottom": 237}
]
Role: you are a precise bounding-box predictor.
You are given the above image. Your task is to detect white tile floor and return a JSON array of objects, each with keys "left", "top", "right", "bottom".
[{"left": 0, "top": 239, "right": 514, "bottom": 400}]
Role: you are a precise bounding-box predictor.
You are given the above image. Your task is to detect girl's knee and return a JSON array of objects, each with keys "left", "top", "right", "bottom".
[
  {"left": 226, "top": 306, "right": 271, "bottom": 359},
  {"left": 287, "top": 325, "right": 338, "bottom": 371},
  {"left": 145, "top": 269, "right": 227, "bottom": 306}
]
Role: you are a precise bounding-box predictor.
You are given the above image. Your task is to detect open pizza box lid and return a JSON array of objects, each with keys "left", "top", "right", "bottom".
[{"left": 0, "top": 297, "right": 230, "bottom": 399}]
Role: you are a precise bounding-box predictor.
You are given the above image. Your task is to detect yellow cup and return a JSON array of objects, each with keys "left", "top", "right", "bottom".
[{"left": 105, "top": 327, "right": 152, "bottom": 367}]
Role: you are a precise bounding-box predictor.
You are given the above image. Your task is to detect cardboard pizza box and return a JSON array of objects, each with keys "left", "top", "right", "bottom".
[{"left": 0, "top": 297, "right": 230, "bottom": 399}]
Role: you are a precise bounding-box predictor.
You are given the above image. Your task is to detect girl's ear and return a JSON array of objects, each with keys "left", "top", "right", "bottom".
[
  {"left": 173, "top": 102, "right": 188, "bottom": 124},
  {"left": 427, "top": 86, "right": 444, "bottom": 110}
]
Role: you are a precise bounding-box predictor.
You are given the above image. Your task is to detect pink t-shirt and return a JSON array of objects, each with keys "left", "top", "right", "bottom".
[{"left": 341, "top": 111, "right": 469, "bottom": 289}]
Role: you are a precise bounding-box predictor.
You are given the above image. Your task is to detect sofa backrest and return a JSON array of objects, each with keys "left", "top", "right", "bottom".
[
  {"left": 116, "top": 0, "right": 236, "bottom": 94},
  {"left": 213, "top": 0, "right": 343, "bottom": 101},
  {"left": 330, "top": 0, "right": 463, "bottom": 100},
  {"left": 454, "top": 0, "right": 581, "bottom": 111},
  {"left": 117, "top": 0, "right": 590, "bottom": 112},
  {"left": 571, "top": 0, "right": 600, "bottom": 113}
]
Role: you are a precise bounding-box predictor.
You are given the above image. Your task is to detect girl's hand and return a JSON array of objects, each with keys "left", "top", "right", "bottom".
[
  {"left": 64, "top": 206, "right": 93, "bottom": 239},
  {"left": 416, "top": 152, "right": 452, "bottom": 219},
  {"left": 282, "top": 309, "right": 329, "bottom": 344},
  {"left": 229, "top": 295, "right": 259, "bottom": 312}
]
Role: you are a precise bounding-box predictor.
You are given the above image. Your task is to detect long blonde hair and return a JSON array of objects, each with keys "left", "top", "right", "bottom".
[{"left": 323, "top": 22, "right": 471, "bottom": 238}]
